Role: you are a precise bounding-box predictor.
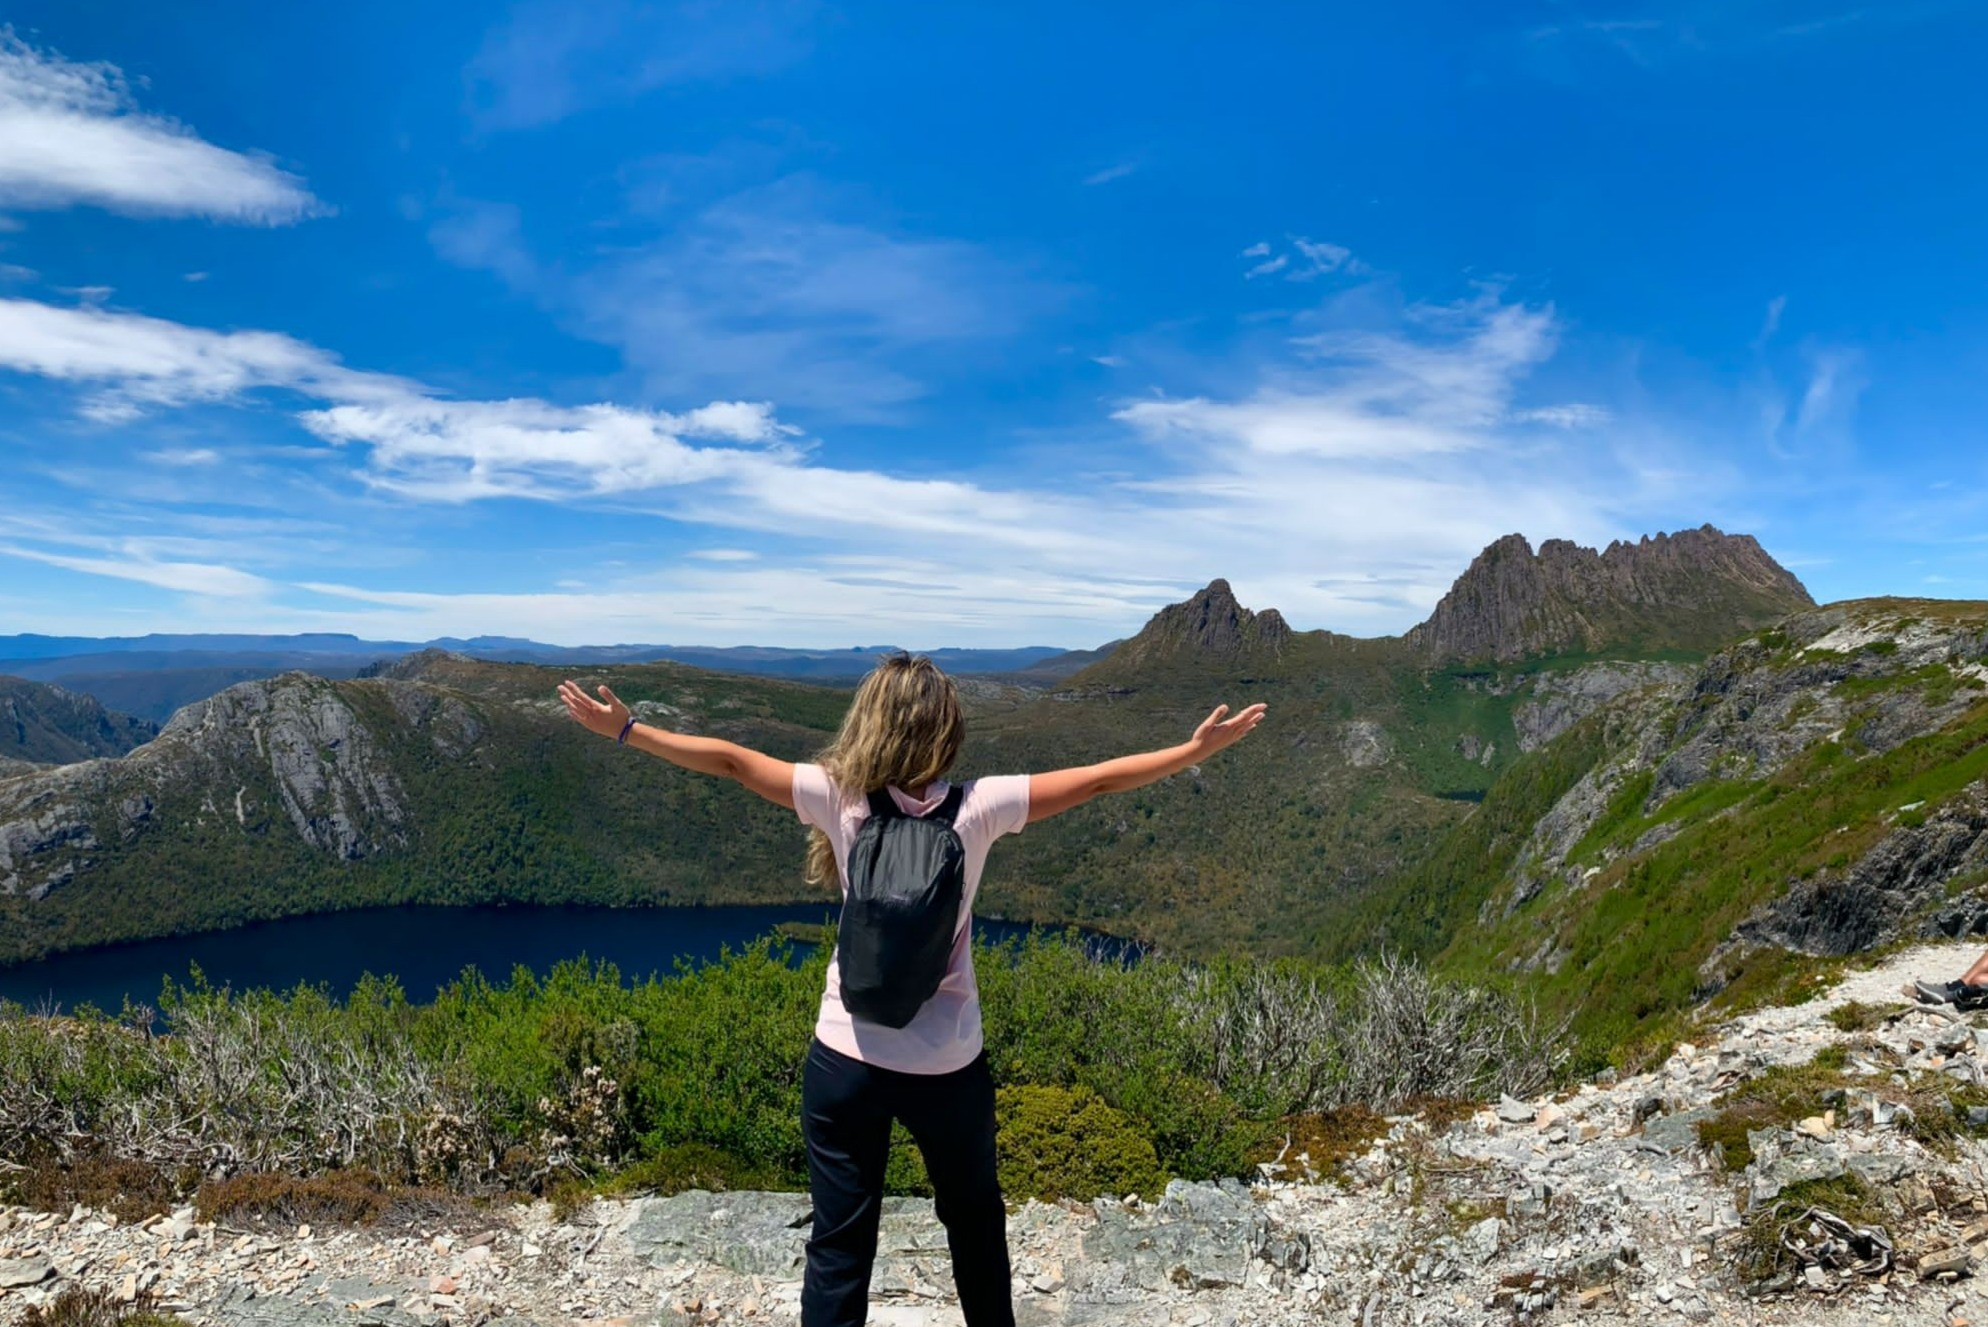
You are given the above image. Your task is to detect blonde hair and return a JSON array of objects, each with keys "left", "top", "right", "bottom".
[{"left": 804, "top": 652, "right": 965, "bottom": 888}]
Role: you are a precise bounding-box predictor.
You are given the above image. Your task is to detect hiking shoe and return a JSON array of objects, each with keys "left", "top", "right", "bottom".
[
  {"left": 1958, "top": 984, "right": 1988, "bottom": 1013},
  {"left": 1914, "top": 978, "right": 1968, "bottom": 1005}
]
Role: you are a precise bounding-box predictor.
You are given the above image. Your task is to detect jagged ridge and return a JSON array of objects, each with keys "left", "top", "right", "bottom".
[{"left": 1405, "top": 525, "right": 1814, "bottom": 664}]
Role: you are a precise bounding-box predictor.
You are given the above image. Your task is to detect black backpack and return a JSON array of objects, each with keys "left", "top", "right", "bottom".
[{"left": 837, "top": 785, "right": 968, "bottom": 1029}]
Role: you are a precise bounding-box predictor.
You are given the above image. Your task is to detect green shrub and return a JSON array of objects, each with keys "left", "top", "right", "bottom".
[
  {"left": 604, "top": 1142, "right": 785, "bottom": 1197},
  {"left": 995, "top": 1084, "right": 1165, "bottom": 1202}
]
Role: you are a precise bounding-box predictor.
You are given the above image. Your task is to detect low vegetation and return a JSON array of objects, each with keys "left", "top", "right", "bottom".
[
  {"left": 1695, "top": 1050, "right": 1865, "bottom": 1173},
  {"left": 0, "top": 935, "right": 1560, "bottom": 1215},
  {"left": 16, "top": 1288, "right": 188, "bottom": 1327}
]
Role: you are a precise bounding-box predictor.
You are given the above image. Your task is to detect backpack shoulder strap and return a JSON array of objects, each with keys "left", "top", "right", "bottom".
[
  {"left": 932, "top": 783, "right": 967, "bottom": 826},
  {"left": 866, "top": 789, "right": 900, "bottom": 821}
]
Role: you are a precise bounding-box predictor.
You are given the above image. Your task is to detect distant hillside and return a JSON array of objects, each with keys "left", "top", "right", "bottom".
[
  {"left": 0, "top": 525, "right": 1849, "bottom": 991},
  {"left": 0, "top": 677, "right": 158, "bottom": 764},
  {"left": 1404, "top": 525, "right": 1813, "bottom": 664},
  {"left": 0, "top": 653, "right": 378, "bottom": 723}
]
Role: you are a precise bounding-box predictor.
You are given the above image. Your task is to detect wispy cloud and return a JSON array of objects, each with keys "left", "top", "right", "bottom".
[
  {"left": 1776, "top": 9, "right": 1868, "bottom": 38},
  {"left": 1754, "top": 294, "right": 1786, "bottom": 348},
  {"left": 1794, "top": 347, "right": 1865, "bottom": 435},
  {"left": 1241, "top": 236, "right": 1365, "bottom": 282},
  {"left": 467, "top": 0, "right": 820, "bottom": 129},
  {"left": 0, "top": 30, "right": 321, "bottom": 223},
  {"left": 1083, "top": 162, "right": 1138, "bottom": 186},
  {"left": 143, "top": 447, "right": 220, "bottom": 466},
  {"left": 1514, "top": 403, "right": 1611, "bottom": 428},
  {"left": 434, "top": 171, "right": 1059, "bottom": 417},
  {"left": 0, "top": 540, "right": 274, "bottom": 598},
  {"left": 1757, "top": 343, "right": 1867, "bottom": 461}
]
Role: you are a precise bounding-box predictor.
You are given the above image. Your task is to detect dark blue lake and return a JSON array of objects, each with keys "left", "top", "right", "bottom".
[{"left": 0, "top": 904, "right": 1126, "bottom": 1016}]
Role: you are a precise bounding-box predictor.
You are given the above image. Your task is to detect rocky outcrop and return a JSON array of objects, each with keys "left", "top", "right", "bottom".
[
  {"left": 1407, "top": 525, "right": 1813, "bottom": 664},
  {"left": 0, "top": 677, "right": 157, "bottom": 764},
  {"left": 1107, "top": 580, "right": 1292, "bottom": 671},
  {"left": 0, "top": 674, "right": 482, "bottom": 902},
  {"left": 1511, "top": 661, "right": 1695, "bottom": 752},
  {"left": 1726, "top": 780, "right": 1988, "bottom": 959}
]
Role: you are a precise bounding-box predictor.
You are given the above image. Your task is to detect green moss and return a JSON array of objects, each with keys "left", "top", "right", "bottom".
[{"left": 1248, "top": 1107, "right": 1389, "bottom": 1185}]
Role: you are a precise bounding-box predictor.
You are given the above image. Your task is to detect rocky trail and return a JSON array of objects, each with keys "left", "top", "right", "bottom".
[{"left": 10, "top": 942, "right": 1988, "bottom": 1326}]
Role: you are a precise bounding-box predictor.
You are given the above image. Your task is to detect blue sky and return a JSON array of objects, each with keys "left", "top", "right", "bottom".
[{"left": 0, "top": 1, "right": 1984, "bottom": 647}]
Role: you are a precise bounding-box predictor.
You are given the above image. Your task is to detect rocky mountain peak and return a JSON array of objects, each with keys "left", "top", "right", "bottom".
[
  {"left": 1113, "top": 579, "right": 1293, "bottom": 669},
  {"left": 1406, "top": 525, "right": 1814, "bottom": 664}
]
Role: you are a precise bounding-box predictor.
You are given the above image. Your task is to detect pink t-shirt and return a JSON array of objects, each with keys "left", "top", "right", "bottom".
[{"left": 792, "top": 763, "right": 1031, "bottom": 1075}]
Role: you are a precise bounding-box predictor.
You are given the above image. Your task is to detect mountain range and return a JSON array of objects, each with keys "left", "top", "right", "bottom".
[
  {"left": 0, "top": 637, "right": 1084, "bottom": 723},
  {"left": 11, "top": 524, "right": 1983, "bottom": 1060}
]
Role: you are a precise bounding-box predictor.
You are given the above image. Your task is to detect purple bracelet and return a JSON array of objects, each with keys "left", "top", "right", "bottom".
[{"left": 616, "top": 716, "right": 636, "bottom": 745}]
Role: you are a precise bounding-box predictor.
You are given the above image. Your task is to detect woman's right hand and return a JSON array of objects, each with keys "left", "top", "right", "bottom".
[
  {"left": 1189, "top": 702, "right": 1267, "bottom": 756},
  {"left": 558, "top": 679, "right": 632, "bottom": 739}
]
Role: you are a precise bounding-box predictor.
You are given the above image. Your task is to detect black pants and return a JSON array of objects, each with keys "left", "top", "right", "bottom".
[{"left": 799, "top": 1038, "right": 1013, "bottom": 1327}]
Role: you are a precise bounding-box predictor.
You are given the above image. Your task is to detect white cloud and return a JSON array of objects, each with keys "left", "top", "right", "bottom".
[
  {"left": 0, "top": 31, "right": 321, "bottom": 223},
  {"left": 689, "top": 548, "right": 758, "bottom": 561},
  {"left": 0, "top": 297, "right": 412, "bottom": 419},
  {"left": 676, "top": 400, "right": 795, "bottom": 442},
  {"left": 1244, "top": 254, "right": 1289, "bottom": 279},
  {"left": 0, "top": 541, "right": 273, "bottom": 597},
  {"left": 297, "top": 397, "right": 792, "bottom": 502},
  {"left": 1083, "top": 162, "right": 1137, "bottom": 186}
]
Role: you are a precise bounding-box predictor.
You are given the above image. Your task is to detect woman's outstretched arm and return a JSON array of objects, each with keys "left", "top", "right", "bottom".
[
  {"left": 558, "top": 680, "right": 797, "bottom": 809},
  {"left": 1026, "top": 702, "right": 1266, "bottom": 824}
]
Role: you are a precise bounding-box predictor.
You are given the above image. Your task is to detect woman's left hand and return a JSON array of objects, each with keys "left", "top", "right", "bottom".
[{"left": 558, "top": 679, "right": 632, "bottom": 739}]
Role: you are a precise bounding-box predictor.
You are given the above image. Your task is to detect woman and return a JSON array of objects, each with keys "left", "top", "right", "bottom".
[{"left": 559, "top": 653, "right": 1264, "bottom": 1327}]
